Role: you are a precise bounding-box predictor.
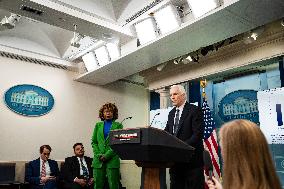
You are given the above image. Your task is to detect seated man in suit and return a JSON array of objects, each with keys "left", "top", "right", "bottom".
[
  {"left": 61, "top": 143, "right": 94, "bottom": 189},
  {"left": 25, "top": 145, "right": 59, "bottom": 189}
]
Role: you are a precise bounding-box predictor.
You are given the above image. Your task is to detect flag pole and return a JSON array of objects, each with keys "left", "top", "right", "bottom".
[{"left": 200, "top": 79, "right": 222, "bottom": 181}]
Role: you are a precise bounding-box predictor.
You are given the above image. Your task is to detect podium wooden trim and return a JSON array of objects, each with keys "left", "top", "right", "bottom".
[
  {"left": 143, "top": 168, "right": 160, "bottom": 189},
  {"left": 135, "top": 162, "right": 173, "bottom": 189}
]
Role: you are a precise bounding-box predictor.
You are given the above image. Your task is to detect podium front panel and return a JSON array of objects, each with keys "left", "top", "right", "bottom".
[{"left": 110, "top": 127, "right": 195, "bottom": 163}]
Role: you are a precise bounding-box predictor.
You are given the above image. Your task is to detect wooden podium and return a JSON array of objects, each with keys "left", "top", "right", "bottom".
[{"left": 109, "top": 127, "right": 195, "bottom": 189}]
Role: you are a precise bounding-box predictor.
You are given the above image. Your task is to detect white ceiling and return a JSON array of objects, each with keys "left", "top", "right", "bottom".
[
  {"left": 0, "top": 0, "right": 283, "bottom": 84},
  {"left": 76, "top": 0, "right": 284, "bottom": 85},
  {"left": 0, "top": 0, "right": 139, "bottom": 66}
]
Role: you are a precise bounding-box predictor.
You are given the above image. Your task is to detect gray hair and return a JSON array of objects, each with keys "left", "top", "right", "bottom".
[{"left": 170, "top": 85, "right": 187, "bottom": 97}]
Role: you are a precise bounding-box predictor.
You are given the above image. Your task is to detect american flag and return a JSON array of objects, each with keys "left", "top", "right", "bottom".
[{"left": 202, "top": 98, "right": 221, "bottom": 180}]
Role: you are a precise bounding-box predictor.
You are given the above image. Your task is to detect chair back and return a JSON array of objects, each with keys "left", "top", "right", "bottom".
[{"left": 0, "top": 163, "right": 16, "bottom": 183}]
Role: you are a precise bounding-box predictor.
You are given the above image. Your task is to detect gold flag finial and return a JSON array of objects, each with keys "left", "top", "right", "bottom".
[{"left": 200, "top": 79, "right": 207, "bottom": 99}]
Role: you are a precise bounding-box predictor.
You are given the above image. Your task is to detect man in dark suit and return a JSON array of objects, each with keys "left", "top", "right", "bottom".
[
  {"left": 61, "top": 143, "right": 94, "bottom": 189},
  {"left": 164, "top": 85, "right": 204, "bottom": 189},
  {"left": 25, "top": 145, "right": 59, "bottom": 189}
]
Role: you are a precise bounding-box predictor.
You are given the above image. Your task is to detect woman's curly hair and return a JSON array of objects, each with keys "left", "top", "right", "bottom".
[{"left": 99, "top": 102, "right": 118, "bottom": 121}]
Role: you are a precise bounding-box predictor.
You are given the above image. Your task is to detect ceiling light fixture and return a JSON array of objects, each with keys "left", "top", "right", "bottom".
[
  {"left": 281, "top": 19, "right": 284, "bottom": 27},
  {"left": 176, "top": 6, "right": 185, "bottom": 18},
  {"left": 250, "top": 32, "right": 258, "bottom": 40},
  {"left": 243, "top": 27, "right": 264, "bottom": 44},
  {"left": 82, "top": 52, "right": 100, "bottom": 72},
  {"left": 154, "top": 4, "right": 181, "bottom": 35},
  {"left": 0, "top": 13, "right": 21, "bottom": 30},
  {"left": 174, "top": 57, "right": 183, "bottom": 64},
  {"left": 200, "top": 45, "right": 214, "bottom": 56},
  {"left": 250, "top": 27, "right": 264, "bottom": 41},
  {"left": 182, "top": 58, "right": 190, "bottom": 64},
  {"left": 187, "top": 0, "right": 220, "bottom": 18},
  {"left": 182, "top": 54, "right": 200, "bottom": 64},
  {"left": 185, "top": 55, "right": 193, "bottom": 62},
  {"left": 243, "top": 36, "right": 253, "bottom": 44},
  {"left": 70, "top": 33, "right": 84, "bottom": 48},
  {"left": 70, "top": 24, "right": 84, "bottom": 48},
  {"left": 188, "top": 53, "right": 199, "bottom": 63}
]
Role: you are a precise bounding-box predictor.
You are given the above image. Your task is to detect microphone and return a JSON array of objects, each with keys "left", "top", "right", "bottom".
[
  {"left": 149, "top": 112, "right": 160, "bottom": 127},
  {"left": 120, "top": 116, "right": 132, "bottom": 124},
  {"left": 203, "top": 150, "right": 213, "bottom": 180}
]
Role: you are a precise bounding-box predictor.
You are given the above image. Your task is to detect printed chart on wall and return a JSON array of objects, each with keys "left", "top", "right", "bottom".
[{"left": 257, "top": 87, "right": 284, "bottom": 144}]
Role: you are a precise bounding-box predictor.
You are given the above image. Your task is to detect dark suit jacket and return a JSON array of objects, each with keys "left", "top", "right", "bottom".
[
  {"left": 25, "top": 158, "right": 59, "bottom": 189},
  {"left": 165, "top": 102, "right": 204, "bottom": 168},
  {"left": 61, "top": 156, "right": 93, "bottom": 189}
]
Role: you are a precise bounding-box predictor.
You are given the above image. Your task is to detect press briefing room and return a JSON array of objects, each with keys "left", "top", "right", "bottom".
[{"left": 0, "top": 0, "right": 284, "bottom": 189}]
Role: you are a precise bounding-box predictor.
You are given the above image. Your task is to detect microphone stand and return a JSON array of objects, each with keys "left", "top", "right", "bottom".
[
  {"left": 120, "top": 116, "right": 132, "bottom": 124},
  {"left": 149, "top": 112, "right": 160, "bottom": 127}
]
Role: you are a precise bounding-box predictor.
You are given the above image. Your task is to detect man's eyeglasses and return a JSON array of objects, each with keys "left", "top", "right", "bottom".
[{"left": 75, "top": 147, "right": 84, "bottom": 151}]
